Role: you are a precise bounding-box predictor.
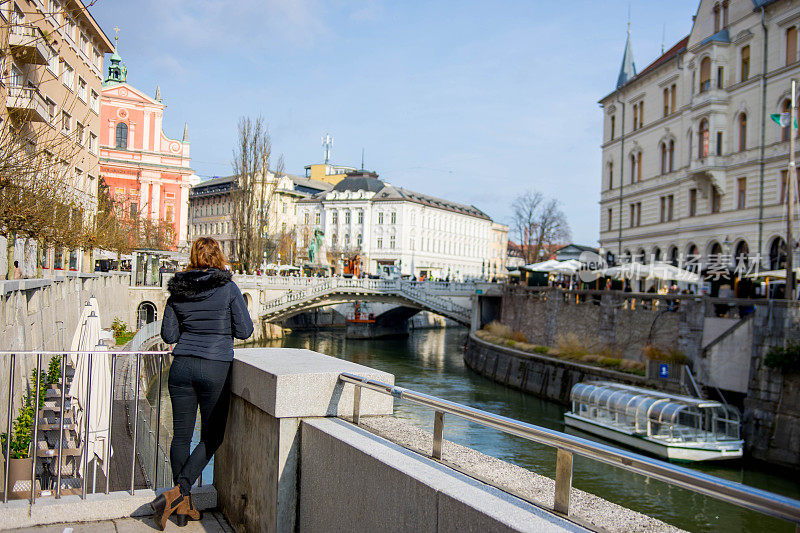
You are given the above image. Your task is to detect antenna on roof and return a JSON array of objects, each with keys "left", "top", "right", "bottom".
[
  {"left": 322, "top": 133, "right": 332, "bottom": 164},
  {"left": 361, "top": 148, "right": 365, "bottom": 171}
]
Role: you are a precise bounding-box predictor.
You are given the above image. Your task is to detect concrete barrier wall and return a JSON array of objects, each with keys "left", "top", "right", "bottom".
[
  {"left": 0, "top": 273, "right": 133, "bottom": 431},
  {"left": 298, "top": 418, "right": 585, "bottom": 533}
]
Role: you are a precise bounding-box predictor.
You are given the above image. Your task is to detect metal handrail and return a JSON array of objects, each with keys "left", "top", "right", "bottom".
[{"left": 339, "top": 372, "right": 800, "bottom": 526}]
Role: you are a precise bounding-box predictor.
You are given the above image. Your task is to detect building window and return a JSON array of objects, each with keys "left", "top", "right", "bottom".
[
  {"left": 660, "top": 143, "right": 667, "bottom": 174},
  {"left": 716, "top": 131, "right": 723, "bottom": 156},
  {"left": 390, "top": 212, "right": 396, "bottom": 224},
  {"left": 668, "top": 140, "right": 674, "bottom": 171},
  {"left": 663, "top": 88, "right": 669, "bottom": 117},
  {"left": 630, "top": 154, "right": 636, "bottom": 183},
  {"left": 377, "top": 237, "right": 383, "bottom": 249},
  {"left": 61, "top": 111, "right": 71, "bottom": 134},
  {"left": 315, "top": 212, "right": 320, "bottom": 224},
  {"left": 62, "top": 61, "right": 74, "bottom": 89},
  {"left": 711, "top": 187, "right": 721, "bottom": 213},
  {"left": 713, "top": 3, "right": 720, "bottom": 33},
  {"left": 165, "top": 203, "right": 174, "bottom": 223},
  {"left": 390, "top": 236, "right": 396, "bottom": 249},
  {"left": 670, "top": 84, "right": 677, "bottom": 113},
  {"left": 345, "top": 210, "right": 351, "bottom": 224},
  {"left": 357, "top": 234, "right": 363, "bottom": 248},
  {"left": 699, "top": 57, "right": 711, "bottom": 93},
  {"left": 304, "top": 212, "right": 309, "bottom": 224},
  {"left": 607, "top": 161, "right": 613, "bottom": 189},
  {"left": 638, "top": 101, "right": 643, "bottom": 129},
  {"left": 787, "top": 27, "right": 798, "bottom": 66},
  {"left": 378, "top": 212, "right": 384, "bottom": 224},
  {"left": 332, "top": 211, "right": 338, "bottom": 224},
  {"left": 636, "top": 202, "right": 641, "bottom": 226},
  {"left": 76, "top": 122, "right": 84, "bottom": 146},
  {"left": 738, "top": 113, "right": 747, "bottom": 151},
  {"left": 610, "top": 115, "right": 615, "bottom": 140},
  {"left": 690, "top": 188, "right": 697, "bottom": 217},
  {"left": 660, "top": 196, "right": 666, "bottom": 223},
  {"left": 717, "top": 66, "right": 724, "bottom": 89},
  {"left": 607, "top": 208, "right": 613, "bottom": 231},
  {"left": 633, "top": 103, "right": 638, "bottom": 131},
  {"left": 722, "top": 1, "right": 729, "bottom": 27},
  {"left": 89, "top": 132, "right": 97, "bottom": 154},
  {"left": 116, "top": 122, "right": 128, "bottom": 149},
  {"left": 781, "top": 169, "right": 789, "bottom": 204},
  {"left": 636, "top": 153, "right": 642, "bottom": 181},
  {"left": 358, "top": 210, "right": 364, "bottom": 224},
  {"left": 344, "top": 233, "right": 350, "bottom": 247},
  {"left": 667, "top": 195, "right": 674, "bottom": 221},
  {"left": 737, "top": 177, "right": 747, "bottom": 209},
  {"left": 699, "top": 119, "right": 709, "bottom": 158},
  {"left": 741, "top": 46, "right": 750, "bottom": 82}
]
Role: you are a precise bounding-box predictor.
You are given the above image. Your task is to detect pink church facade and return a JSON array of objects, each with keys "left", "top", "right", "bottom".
[{"left": 99, "top": 53, "right": 193, "bottom": 250}]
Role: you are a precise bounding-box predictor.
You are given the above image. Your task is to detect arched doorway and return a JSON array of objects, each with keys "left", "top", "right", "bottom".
[
  {"left": 769, "top": 237, "right": 787, "bottom": 270},
  {"left": 668, "top": 246, "right": 679, "bottom": 266},
  {"left": 734, "top": 240, "right": 749, "bottom": 261},
  {"left": 137, "top": 301, "right": 157, "bottom": 330}
]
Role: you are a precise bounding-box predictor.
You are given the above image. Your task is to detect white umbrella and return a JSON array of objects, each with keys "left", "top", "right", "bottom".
[
  {"left": 68, "top": 310, "right": 113, "bottom": 478},
  {"left": 522, "top": 259, "right": 560, "bottom": 271},
  {"left": 69, "top": 297, "right": 99, "bottom": 367},
  {"left": 550, "top": 259, "right": 583, "bottom": 275}
]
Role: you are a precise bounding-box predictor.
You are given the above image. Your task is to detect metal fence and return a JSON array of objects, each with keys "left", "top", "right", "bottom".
[{"left": 341, "top": 372, "right": 800, "bottom": 528}]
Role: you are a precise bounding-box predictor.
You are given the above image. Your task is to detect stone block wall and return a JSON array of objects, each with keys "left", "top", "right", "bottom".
[{"left": 500, "top": 287, "right": 692, "bottom": 361}]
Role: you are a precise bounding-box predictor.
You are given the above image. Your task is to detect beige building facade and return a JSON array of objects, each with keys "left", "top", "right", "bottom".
[
  {"left": 1, "top": 0, "right": 113, "bottom": 274},
  {"left": 599, "top": 0, "right": 800, "bottom": 273}
]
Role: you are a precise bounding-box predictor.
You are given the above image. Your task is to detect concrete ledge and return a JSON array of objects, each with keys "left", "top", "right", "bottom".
[
  {"left": 231, "top": 348, "right": 394, "bottom": 418},
  {"left": 0, "top": 485, "right": 216, "bottom": 530},
  {"left": 299, "top": 417, "right": 587, "bottom": 533}
]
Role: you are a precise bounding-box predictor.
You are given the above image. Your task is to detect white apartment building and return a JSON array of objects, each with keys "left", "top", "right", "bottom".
[
  {"left": 599, "top": 0, "right": 800, "bottom": 273},
  {"left": 297, "top": 171, "right": 501, "bottom": 279}
]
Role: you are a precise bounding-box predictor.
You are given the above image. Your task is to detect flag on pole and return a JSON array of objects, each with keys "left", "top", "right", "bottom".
[{"left": 771, "top": 112, "right": 798, "bottom": 128}]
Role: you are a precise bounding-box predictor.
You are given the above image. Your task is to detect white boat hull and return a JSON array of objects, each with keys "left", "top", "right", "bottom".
[{"left": 564, "top": 413, "right": 743, "bottom": 462}]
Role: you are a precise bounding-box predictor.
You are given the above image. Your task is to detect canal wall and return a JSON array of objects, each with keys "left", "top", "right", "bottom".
[
  {"left": 743, "top": 302, "right": 800, "bottom": 470},
  {"left": 464, "top": 333, "right": 681, "bottom": 406}
]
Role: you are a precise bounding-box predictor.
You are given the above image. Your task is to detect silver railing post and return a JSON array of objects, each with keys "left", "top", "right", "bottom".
[
  {"left": 55, "top": 351, "right": 67, "bottom": 498},
  {"left": 105, "top": 353, "right": 116, "bottom": 495},
  {"left": 353, "top": 386, "right": 361, "bottom": 425},
  {"left": 30, "top": 354, "right": 42, "bottom": 503},
  {"left": 4, "top": 353, "right": 15, "bottom": 503},
  {"left": 81, "top": 354, "right": 93, "bottom": 499},
  {"left": 130, "top": 355, "right": 141, "bottom": 495},
  {"left": 553, "top": 449, "right": 573, "bottom": 515},
  {"left": 153, "top": 353, "right": 163, "bottom": 490},
  {"left": 432, "top": 410, "right": 444, "bottom": 460}
]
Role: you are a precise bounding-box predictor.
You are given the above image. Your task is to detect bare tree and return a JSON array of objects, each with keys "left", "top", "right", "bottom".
[
  {"left": 511, "top": 190, "right": 571, "bottom": 264},
  {"left": 231, "top": 116, "right": 283, "bottom": 273}
]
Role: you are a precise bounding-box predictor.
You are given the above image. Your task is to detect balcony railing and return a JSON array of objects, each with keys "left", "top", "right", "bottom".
[
  {"left": 9, "top": 25, "right": 49, "bottom": 66},
  {"left": 6, "top": 86, "right": 48, "bottom": 123}
]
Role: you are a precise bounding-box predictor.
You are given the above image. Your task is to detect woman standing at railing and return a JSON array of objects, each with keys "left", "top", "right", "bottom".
[{"left": 152, "top": 237, "right": 254, "bottom": 530}]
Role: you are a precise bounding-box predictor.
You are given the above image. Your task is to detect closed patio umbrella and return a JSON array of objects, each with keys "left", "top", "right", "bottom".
[
  {"left": 68, "top": 297, "right": 99, "bottom": 367},
  {"left": 67, "top": 310, "right": 113, "bottom": 479}
]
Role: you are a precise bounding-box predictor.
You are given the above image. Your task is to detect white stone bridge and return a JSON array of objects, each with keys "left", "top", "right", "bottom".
[{"left": 235, "top": 276, "right": 475, "bottom": 326}]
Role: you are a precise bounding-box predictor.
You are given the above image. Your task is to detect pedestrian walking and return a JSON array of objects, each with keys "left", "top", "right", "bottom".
[{"left": 153, "top": 237, "right": 254, "bottom": 530}]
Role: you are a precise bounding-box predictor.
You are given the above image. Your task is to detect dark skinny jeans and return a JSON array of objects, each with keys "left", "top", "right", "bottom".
[{"left": 168, "top": 356, "right": 231, "bottom": 495}]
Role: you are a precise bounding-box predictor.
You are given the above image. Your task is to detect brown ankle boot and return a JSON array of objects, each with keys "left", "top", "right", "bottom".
[
  {"left": 175, "top": 494, "right": 202, "bottom": 527},
  {"left": 151, "top": 485, "right": 185, "bottom": 530}
]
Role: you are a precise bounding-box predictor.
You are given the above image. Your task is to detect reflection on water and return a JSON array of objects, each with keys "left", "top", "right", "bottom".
[{"left": 257, "top": 328, "right": 800, "bottom": 533}]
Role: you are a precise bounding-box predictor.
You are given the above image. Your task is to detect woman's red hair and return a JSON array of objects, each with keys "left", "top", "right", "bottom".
[{"left": 187, "top": 237, "right": 228, "bottom": 270}]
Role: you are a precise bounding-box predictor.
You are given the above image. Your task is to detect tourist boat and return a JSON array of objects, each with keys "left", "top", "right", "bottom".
[{"left": 564, "top": 381, "right": 743, "bottom": 462}]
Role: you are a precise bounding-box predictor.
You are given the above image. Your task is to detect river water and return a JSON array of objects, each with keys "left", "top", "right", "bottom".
[{"left": 253, "top": 327, "right": 799, "bottom": 533}]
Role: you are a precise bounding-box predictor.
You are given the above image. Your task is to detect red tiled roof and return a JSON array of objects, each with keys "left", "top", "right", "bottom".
[{"left": 631, "top": 35, "right": 690, "bottom": 82}]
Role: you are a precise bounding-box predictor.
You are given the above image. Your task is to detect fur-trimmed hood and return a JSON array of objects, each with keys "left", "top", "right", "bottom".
[{"left": 167, "top": 268, "right": 233, "bottom": 300}]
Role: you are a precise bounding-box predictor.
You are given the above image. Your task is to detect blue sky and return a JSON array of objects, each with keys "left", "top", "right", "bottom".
[{"left": 91, "top": 0, "right": 699, "bottom": 245}]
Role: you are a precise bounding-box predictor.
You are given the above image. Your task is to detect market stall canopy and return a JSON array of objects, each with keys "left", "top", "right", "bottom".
[
  {"left": 521, "top": 259, "right": 561, "bottom": 272},
  {"left": 277, "top": 265, "right": 300, "bottom": 271},
  {"left": 744, "top": 267, "right": 800, "bottom": 279},
  {"left": 550, "top": 259, "right": 583, "bottom": 275}
]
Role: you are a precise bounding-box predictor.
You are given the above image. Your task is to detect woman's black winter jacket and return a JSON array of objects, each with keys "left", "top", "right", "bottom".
[{"left": 161, "top": 268, "right": 254, "bottom": 361}]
